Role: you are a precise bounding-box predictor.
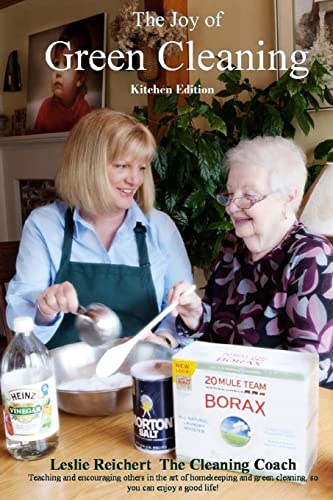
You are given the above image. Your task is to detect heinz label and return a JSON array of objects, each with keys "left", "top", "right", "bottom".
[{"left": 1, "top": 371, "right": 59, "bottom": 441}]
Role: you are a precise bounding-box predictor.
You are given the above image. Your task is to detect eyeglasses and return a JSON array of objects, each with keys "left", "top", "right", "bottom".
[{"left": 216, "top": 193, "right": 270, "bottom": 209}]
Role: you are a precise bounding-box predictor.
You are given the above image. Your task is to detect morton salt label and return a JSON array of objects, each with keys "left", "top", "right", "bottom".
[
  {"left": 172, "top": 343, "right": 319, "bottom": 480},
  {"left": 131, "top": 360, "right": 175, "bottom": 454}
]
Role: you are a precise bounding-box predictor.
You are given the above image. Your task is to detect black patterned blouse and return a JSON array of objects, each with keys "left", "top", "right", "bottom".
[{"left": 177, "top": 222, "right": 333, "bottom": 388}]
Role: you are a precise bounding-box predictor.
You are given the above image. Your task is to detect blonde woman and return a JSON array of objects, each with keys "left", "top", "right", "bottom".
[{"left": 7, "top": 109, "right": 192, "bottom": 349}]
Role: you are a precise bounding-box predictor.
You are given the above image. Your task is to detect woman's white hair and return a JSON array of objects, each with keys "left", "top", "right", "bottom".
[{"left": 223, "top": 136, "right": 307, "bottom": 212}]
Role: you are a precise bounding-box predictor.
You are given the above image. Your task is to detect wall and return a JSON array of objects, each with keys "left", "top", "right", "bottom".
[
  {"left": 187, "top": 0, "right": 333, "bottom": 156},
  {"left": 188, "top": 0, "right": 276, "bottom": 90},
  {"left": 0, "top": 0, "right": 332, "bottom": 153}
]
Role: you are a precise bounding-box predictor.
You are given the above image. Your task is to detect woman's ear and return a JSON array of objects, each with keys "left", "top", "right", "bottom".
[
  {"left": 285, "top": 188, "right": 299, "bottom": 214},
  {"left": 287, "top": 188, "right": 298, "bottom": 203}
]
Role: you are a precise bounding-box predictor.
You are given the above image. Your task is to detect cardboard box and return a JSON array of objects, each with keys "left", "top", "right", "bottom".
[{"left": 172, "top": 342, "right": 319, "bottom": 481}]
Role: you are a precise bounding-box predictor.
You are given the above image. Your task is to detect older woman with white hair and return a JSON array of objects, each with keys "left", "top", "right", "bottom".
[{"left": 169, "top": 136, "right": 333, "bottom": 388}]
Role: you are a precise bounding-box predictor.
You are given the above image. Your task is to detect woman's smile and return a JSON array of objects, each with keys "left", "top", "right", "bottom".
[
  {"left": 118, "top": 188, "right": 136, "bottom": 197},
  {"left": 233, "top": 216, "right": 252, "bottom": 223},
  {"left": 232, "top": 215, "right": 253, "bottom": 232}
]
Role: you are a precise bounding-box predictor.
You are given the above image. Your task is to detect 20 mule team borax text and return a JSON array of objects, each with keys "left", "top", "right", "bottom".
[
  {"left": 45, "top": 40, "right": 310, "bottom": 80},
  {"left": 172, "top": 342, "right": 319, "bottom": 482}
]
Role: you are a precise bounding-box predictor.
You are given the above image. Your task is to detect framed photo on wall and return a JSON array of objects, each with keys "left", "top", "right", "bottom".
[
  {"left": 26, "top": 13, "right": 106, "bottom": 134},
  {"left": 275, "top": 0, "right": 333, "bottom": 110}
]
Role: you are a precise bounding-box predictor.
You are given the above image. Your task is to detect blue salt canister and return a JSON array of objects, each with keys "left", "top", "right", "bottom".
[{"left": 131, "top": 360, "right": 174, "bottom": 454}]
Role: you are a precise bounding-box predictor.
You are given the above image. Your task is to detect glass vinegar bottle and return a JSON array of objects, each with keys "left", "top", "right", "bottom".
[{"left": 1, "top": 316, "right": 59, "bottom": 460}]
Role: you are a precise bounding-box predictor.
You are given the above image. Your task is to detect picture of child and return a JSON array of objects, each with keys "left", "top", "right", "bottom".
[
  {"left": 33, "top": 21, "right": 92, "bottom": 134},
  {"left": 26, "top": 14, "right": 105, "bottom": 134}
]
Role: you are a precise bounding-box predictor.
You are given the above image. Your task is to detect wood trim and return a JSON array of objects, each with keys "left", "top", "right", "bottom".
[
  {"left": 145, "top": 0, "right": 189, "bottom": 92},
  {"left": 0, "top": 0, "right": 24, "bottom": 10},
  {"left": 0, "top": 131, "right": 69, "bottom": 147},
  {"left": 298, "top": 163, "right": 333, "bottom": 242},
  {"left": 144, "top": 0, "right": 189, "bottom": 134},
  {"left": 297, "top": 163, "right": 328, "bottom": 219}
]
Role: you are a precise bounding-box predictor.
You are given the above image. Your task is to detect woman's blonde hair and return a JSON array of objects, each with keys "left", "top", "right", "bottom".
[{"left": 55, "top": 109, "right": 156, "bottom": 214}]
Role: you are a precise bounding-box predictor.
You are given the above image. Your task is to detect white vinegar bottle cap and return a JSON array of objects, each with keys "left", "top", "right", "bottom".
[{"left": 13, "top": 316, "right": 34, "bottom": 333}]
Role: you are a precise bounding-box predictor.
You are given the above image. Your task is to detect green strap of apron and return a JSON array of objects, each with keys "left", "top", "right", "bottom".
[
  {"left": 58, "top": 208, "right": 75, "bottom": 269},
  {"left": 133, "top": 222, "right": 150, "bottom": 266},
  {"left": 60, "top": 212, "right": 149, "bottom": 268},
  {"left": 47, "top": 208, "right": 160, "bottom": 349}
]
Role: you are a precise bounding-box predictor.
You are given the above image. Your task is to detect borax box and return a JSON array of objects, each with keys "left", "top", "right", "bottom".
[{"left": 172, "top": 342, "right": 319, "bottom": 481}]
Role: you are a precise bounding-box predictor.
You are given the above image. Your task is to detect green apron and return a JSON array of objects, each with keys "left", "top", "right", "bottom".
[{"left": 46, "top": 209, "right": 159, "bottom": 349}]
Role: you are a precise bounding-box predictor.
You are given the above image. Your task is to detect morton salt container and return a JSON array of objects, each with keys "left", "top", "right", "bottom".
[
  {"left": 131, "top": 360, "right": 174, "bottom": 453},
  {"left": 172, "top": 342, "right": 319, "bottom": 480}
]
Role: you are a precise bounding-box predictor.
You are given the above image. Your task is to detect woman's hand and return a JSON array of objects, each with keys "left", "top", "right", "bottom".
[
  {"left": 168, "top": 280, "right": 203, "bottom": 332},
  {"left": 143, "top": 330, "right": 178, "bottom": 349},
  {"left": 36, "top": 281, "right": 79, "bottom": 321}
]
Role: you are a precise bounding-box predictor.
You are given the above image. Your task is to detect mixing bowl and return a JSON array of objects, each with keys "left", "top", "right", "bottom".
[{"left": 50, "top": 339, "right": 172, "bottom": 416}]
